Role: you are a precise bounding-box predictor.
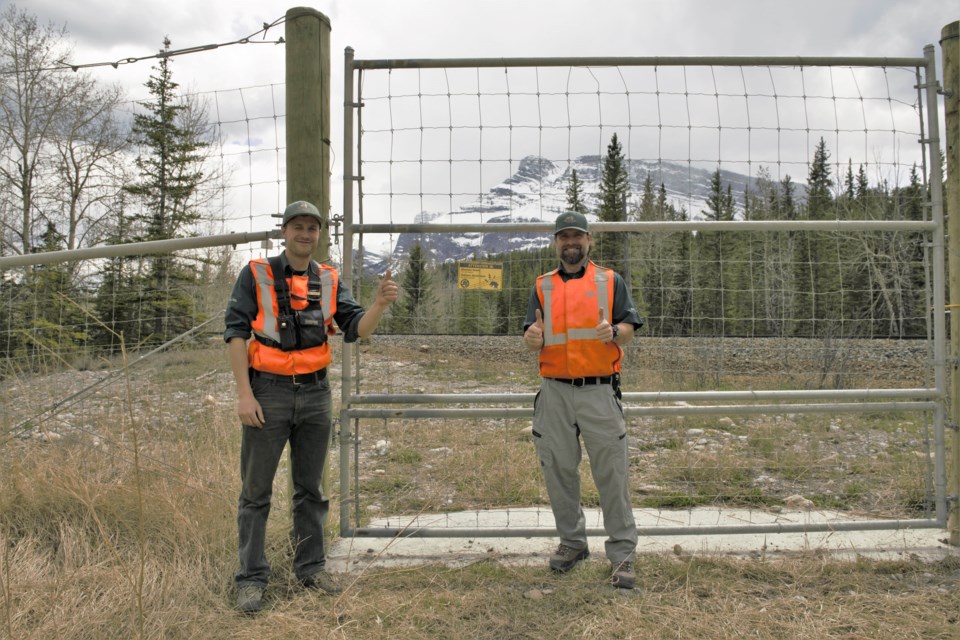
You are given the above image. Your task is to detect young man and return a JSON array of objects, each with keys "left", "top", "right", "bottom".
[
  {"left": 224, "top": 200, "right": 397, "bottom": 613},
  {"left": 522, "top": 210, "right": 643, "bottom": 589}
]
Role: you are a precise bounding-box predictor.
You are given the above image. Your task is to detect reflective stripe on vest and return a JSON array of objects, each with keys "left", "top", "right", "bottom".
[
  {"left": 319, "top": 268, "right": 333, "bottom": 320},
  {"left": 251, "top": 260, "right": 280, "bottom": 344},
  {"left": 541, "top": 264, "right": 612, "bottom": 346}
]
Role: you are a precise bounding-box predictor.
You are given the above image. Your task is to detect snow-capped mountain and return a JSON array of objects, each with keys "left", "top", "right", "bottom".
[{"left": 364, "top": 155, "right": 781, "bottom": 271}]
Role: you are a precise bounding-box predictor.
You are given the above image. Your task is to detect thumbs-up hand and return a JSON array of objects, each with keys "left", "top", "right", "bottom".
[
  {"left": 524, "top": 308, "right": 545, "bottom": 350},
  {"left": 596, "top": 308, "right": 614, "bottom": 343},
  {"left": 375, "top": 268, "right": 399, "bottom": 306}
]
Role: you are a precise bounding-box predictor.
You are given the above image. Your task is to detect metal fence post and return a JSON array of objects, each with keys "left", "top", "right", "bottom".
[{"left": 941, "top": 20, "right": 959, "bottom": 545}]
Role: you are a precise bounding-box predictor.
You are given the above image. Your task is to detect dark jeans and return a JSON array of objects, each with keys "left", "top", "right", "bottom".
[{"left": 235, "top": 374, "right": 332, "bottom": 587}]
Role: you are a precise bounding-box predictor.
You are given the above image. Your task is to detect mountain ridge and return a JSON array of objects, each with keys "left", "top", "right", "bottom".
[{"left": 363, "top": 154, "right": 803, "bottom": 271}]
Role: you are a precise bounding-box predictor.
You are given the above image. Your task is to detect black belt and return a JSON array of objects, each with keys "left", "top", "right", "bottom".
[
  {"left": 250, "top": 368, "right": 327, "bottom": 385},
  {"left": 548, "top": 376, "right": 614, "bottom": 387}
]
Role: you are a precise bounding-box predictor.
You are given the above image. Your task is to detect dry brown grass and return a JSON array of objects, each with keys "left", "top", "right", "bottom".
[{"left": 1, "top": 342, "right": 957, "bottom": 638}]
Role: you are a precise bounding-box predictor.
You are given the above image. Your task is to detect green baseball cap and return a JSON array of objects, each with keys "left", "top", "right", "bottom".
[
  {"left": 281, "top": 200, "right": 323, "bottom": 226},
  {"left": 554, "top": 211, "right": 589, "bottom": 235}
]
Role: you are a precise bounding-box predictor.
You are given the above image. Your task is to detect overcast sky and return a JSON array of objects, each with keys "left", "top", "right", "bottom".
[
  {"left": 26, "top": 0, "right": 955, "bottom": 79},
  {"left": 17, "top": 0, "right": 958, "bottom": 249}
]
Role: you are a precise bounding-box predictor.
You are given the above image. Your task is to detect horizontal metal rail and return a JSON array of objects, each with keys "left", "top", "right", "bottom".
[
  {"left": 352, "top": 220, "right": 936, "bottom": 235},
  {"left": 345, "top": 401, "right": 938, "bottom": 420},
  {"left": 353, "top": 55, "right": 926, "bottom": 71},
  {"left": 346, "top": 518, "right": 941, "bottom": 539},
  {"left": 0, "top": 230, "right": 280, "bottom": 269},
  {"left": 350, "top": 388, "right": 939, "bottom": 405}
]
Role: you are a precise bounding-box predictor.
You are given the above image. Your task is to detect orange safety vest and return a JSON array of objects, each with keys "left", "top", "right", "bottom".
[
  {"left": 536, "top": 261, "right": 622, "bottom": 378},
  {"left": 248, "top": 258, "right": 338, "bottom": 375}
]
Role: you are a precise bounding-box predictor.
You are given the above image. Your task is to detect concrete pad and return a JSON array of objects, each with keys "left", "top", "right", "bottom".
[{"left": 328, "top": 507, "right": 957, "bottom": 572}]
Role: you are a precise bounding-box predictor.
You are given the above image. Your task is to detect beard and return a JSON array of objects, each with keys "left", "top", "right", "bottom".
[{"left": 560, "top": 245, "right": 587, "bottom": 265}]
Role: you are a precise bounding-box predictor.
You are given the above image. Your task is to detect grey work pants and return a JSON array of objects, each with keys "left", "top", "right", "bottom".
[{"left": 532, "top": 378, "right": 637, "bottom": 564}]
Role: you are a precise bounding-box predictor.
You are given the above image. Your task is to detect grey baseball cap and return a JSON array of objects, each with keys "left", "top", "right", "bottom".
[
  {"left": 281, "top": 200, "right": 323, "bottom": 226},
  {"left": 554, "top": 211, "right": 589, "bottom": 235}
]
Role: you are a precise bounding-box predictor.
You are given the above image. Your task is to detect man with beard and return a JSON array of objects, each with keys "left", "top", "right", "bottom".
[{"left": 522, "top": 211, "right": 643, "bottom": 590}]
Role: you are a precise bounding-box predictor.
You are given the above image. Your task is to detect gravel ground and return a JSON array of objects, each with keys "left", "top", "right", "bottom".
[{"left": 359, "top": 333, "right": 931, "bottom": 386}]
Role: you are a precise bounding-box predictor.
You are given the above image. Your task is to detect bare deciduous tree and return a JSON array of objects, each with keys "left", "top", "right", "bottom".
[
  {"left": 0, "top": 5, "right": 130, "bottom": 258},
  {"left": 52, "top": 76, "right": 128, "bottom": 251},
  {"left": 0, "top": 5, "right": 74, "bottom": 254}
]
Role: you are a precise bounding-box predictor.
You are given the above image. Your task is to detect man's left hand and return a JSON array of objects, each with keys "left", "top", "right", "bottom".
[{"left": 596, "top": 308, "right": 614, "bottom": 343}]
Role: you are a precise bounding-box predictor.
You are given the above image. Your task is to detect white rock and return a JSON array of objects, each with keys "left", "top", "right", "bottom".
[{"left": 784, "top": 494, "right": 815, "bottom": 510}]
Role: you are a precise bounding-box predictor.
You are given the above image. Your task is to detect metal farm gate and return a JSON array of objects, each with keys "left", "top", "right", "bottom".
[{"left": 339, "top": 48, "right": 948, "bottom": 540}]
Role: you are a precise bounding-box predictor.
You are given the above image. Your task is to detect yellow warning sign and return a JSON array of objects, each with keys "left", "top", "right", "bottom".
[{"left": 457, "top": 261, "right": 503, "bottom": 291}]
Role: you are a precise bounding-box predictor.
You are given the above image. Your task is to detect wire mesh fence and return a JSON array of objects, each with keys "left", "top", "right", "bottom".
[
  {"left": 0, "top": 48, "right": 947, "bottom": 546},
  {"left": 340, "top": 52, "right": 947, "bottom": 537}
]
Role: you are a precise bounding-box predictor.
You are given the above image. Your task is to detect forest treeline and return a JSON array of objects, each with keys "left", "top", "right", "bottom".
[{"left": 384, "top": 133, "right": 940, "bottom": 340}]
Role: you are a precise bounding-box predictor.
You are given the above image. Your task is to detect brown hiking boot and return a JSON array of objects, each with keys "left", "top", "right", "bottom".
[
  {"left": 302, "top": 569, "right": 343, "bottom": 595},
  {"left": 235, "top": 584, "right": 264, "bottom": 613},
  {"left": 610, "top": 559, "right": 635, "bottom": 590},
  {"left": 549, "top": 544, "right": 590, "bottom": 573}
]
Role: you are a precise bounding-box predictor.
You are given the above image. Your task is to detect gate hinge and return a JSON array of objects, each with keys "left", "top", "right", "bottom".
[{"left": 330, "top": 214, "right": 343, "bottom": 246}]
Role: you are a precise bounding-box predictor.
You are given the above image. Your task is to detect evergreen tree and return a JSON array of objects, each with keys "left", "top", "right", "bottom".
[
  {"left": 596, "top": 133, "right": 631, "bottom": 281},
  {"left": 637, "top": 173, "right": 656, "bottom": 221},
  {"left": 806, "top": 138, "right": 834, "bottom": 221},
  {"left": 636, "top": 181, "right": 690, "bottom": 336},
  {"left": 779, "top": 175, "right": 797, "bottom": 220},
  {"left": 844, "top": 160, "right": 855, "bottom": 200},
  {"left": 797, "top": 138, "right": 839, "bottom": 336},
  {"left": 702, "top": 169, "right": 735, "bottom": 222},
  {"left": 693, "top": 169, "right": 736, "bottom": 335},
  {"left": 855, "top": 165, "right": 870, "bottom": 201},
  {"left": 123, "top": 37, "right": 212, "bottom": 345},
  {"left": 634, "top": 174, "right": 658, "bottom": 328},
  {"left": 565, "top": 168, "right": 588, "bottom": 214},
  {"left": 396, "top": 242, "right": 434, "bottom": 333},
  {"left": 19, "top": 223, "right": 89, "bottom": 367},
  {"left": 92, "top": 194, "right": 151, "bottom": 352},
  {"left": 656, "top": 182, "right": 670, "bottom": 220}
]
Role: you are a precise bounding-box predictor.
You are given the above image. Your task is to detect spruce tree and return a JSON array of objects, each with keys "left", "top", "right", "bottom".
[
  {"left": 806, "top": 138, "right": 834, "bottom": 221},
  {"left": 597, "top": 133, "right": 630, "bottom": 281},
  {"left": 694, "top": 169, "right": 736, "bottom": 335},
  {"left": 798, "top": 138, "right": 838, "bottom": 336},
  {"left": 123, "top": 37, "right": 211, "bottom": 345},
  {"left": 844, "top": 160, "right": 855, "bottom": 200},
  {"left": 397, "top": 242, "right": 434, "bottom": 333},
  {"left": 565, "top": 168, "right": 588, "bottom": 214},
  {"left": 855, "top": 165, "right": 870, "bottom": 201},
  {"left": 22, "top": 223, "right": 89, "bottom": 367}
]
